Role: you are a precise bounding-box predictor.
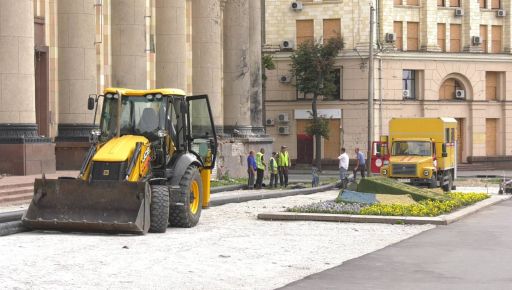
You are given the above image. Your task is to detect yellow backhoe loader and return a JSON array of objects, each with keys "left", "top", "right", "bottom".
[{"left": 22, "top": 88, "right": 217, "bottom": 234}]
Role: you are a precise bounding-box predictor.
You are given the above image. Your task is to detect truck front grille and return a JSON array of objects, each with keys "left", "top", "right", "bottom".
[
  {"left": 91, "top": 161, "right": 127, "bottom": 181},
  {"left": 392, "top": 163, "right": 417, "bottom": 176}
]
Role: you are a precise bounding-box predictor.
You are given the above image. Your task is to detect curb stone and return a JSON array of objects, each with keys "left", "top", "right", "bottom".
[
  {"left": 0, "top": 182, "right": 339, "bottom": 236},
  {"left": 257, "top": 195, "right": 511, "bottom": 225}
]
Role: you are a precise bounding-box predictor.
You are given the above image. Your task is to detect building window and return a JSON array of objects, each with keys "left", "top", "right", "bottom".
[
  {"left": 450, "top": 24, "right": 461, "bottom": 52},
  {"left": 394, "top": 0, "right": 402, "bottom": 5},
  {"left": 324, "top": 68, "right": 341, "bottom": 100},
  {"left": 480, "top": 25, "right": 488, "bottom": 53},
  {"left": 403, "top": 70, "right": 416, "bottom": 100},
  {"left": 491, "top": 0, "right": 501, "bottom": 9},
  {"left": 394, "top": 21, "right": 403, "bottom": 50},
  {"left": 485, "top": 71, "right": 503, "bottom": 101},
  {"left": 296, "top": 20, "right": 314, "bottom": 46},
  {"left": 407, "top": 0, "right": 419, "bottom": 5},
  {"left": 449, "top": 0, "right": 460, "bottom": 7},
  {"left": 323, "top": 19, "right": 341, "bottom": 44},
  {"left": 480, "top": 0, "right": 486, "bottom": 8},
  {"left": 438, "top": 0, "right": 445, "bottom": 6},
  {"left": 492, "top": 25, "right": 502, "bottom": 53},
  {"left": 439, "top": 78, "right": 464, "bottom": 100},
  {"left": 438, "top": 23, "right": 446, "bottom": 52},
  {"left": 407, "top": 22, "right": 419, "bottom": 51}
]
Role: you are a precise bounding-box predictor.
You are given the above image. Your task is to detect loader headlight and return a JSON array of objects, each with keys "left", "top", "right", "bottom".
[
  {"left": 423, "top": 169, "right": 429, "bottom": 176},
  {"left": 146, "top": 94, "right": 154, "bottom": 101},
  {"left": 91, "top": 129, "right": 101, "bottom": 136},
  {"left": 155, "top": 93, "right": 163, "bottom": 100},
  {"left": 113, "top": 94, "right": 119, "bottom": 99},
  {"left": 105, "top": 93, "right": 113, "bottom": 99},
  {"left": 157, "top": 129, "right": 168, "bottom": 138}
]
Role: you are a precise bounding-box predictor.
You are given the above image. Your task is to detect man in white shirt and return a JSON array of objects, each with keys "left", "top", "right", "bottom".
[{"left": 338, "top": 147, "right": 349, "bottom": 188}]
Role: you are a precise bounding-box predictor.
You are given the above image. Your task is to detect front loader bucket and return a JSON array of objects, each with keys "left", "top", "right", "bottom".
[{"left": 22, "top": 178, "right": 150, "bottom": 235}]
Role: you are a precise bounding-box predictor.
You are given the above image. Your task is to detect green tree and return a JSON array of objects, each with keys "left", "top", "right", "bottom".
[{"left": 290, "top": 37, "right": 343, "bottom": 169}]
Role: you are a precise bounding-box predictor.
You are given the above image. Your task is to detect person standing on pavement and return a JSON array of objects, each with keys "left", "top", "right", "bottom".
[
  {"left": 255, "top": 148, "right": 266, "bottom": 189},
  {"left": 353, "top": 147, "right": 366, "bottom": 180},
  {"left": 338, "top": 147, "right": 349, "bottom": 188},
  {"left": 247, "top": 151, "right": 257, "bottom": 189},
  {"left": 268, "top": 152, "right": 278, "bottom": 188},
  {"left": 278, "top": 145, "right": 290, "bottom": 187}
]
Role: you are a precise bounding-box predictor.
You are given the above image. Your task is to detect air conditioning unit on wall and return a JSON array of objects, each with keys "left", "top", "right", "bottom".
[
  {"left": 280, "top": 40, "right": 295, "bottom": 50},
  {"left": 278, "top": 113, "right": 289, "bottom": 123},
  {"left": 497, "top": 9, "right": 506, "bottom": 17},
  {"left": 291, "top": 1, "right": 303, "bottom": 11},
  {"left": 455, "top": 90, "right": 465, "bottom": 99},
  {"left": 402, "top": 90, "right": 412, "bottom": 99},
  {"left": 472, "top": 36, "right": 482, "bottom": 45},
  {"left": 266, "top": 118, "right": 275, "bottom": 126},
  {"left": 385, "top": 33, "right": 396, "bottom": 43},
  {"left": 279, "top": 75, "right": 291, "bottom": 83},
  {"left": 455, "top": 8, "right": 464, "bottom": 17},
  {"left": 278, "top": 126, "right": 290, "bottom": 135}
]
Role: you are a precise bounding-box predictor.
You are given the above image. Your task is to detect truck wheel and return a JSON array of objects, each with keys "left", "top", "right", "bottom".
[
  {"left": 428, "top": 174, "right": 437, "bottom": 189},
  {"left": 149, "top": 185, "right": 170, "bottom": 233},
  {"left": 442, "top": 172, "right": 453, "bottom": 192},
  {"left": 169, "top": 165, "right": 203, "bottom": 228}
]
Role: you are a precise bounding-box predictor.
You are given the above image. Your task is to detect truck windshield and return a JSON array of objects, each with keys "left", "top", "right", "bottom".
[
  {"left": 392, "top": 141, "right": 432, "bottom": 156},
  {"left": 100, "top": 96, "right": 166, "bottom": 141}
]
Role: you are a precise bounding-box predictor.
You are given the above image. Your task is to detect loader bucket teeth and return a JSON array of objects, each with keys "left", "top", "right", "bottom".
[{"left": 22, "top": 179, "right": 151, "bottom": 234}]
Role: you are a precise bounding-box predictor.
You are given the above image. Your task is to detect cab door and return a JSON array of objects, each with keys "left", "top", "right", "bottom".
[{"left": 187, "top": 95, "right": 218, "bottom": 169}]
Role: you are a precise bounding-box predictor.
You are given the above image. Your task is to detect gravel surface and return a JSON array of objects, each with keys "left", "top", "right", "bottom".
[{"left": 0, "top": 190, "right": 434, "bottom": 289}]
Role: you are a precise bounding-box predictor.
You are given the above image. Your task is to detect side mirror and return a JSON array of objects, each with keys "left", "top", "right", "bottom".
[
  {"left": 442, "top": 143, "right": 448, "bottom": 158},
  {"left": 88, "top": 94, "right": 96, "bottom": 111}
]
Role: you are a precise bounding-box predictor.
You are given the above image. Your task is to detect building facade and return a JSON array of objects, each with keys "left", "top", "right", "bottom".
[
  {"left": 264, "top": 0, "right": 512, "bottom": 166},
  {"left": 0, "top": 0, "right": 269, "bottom": 176}
]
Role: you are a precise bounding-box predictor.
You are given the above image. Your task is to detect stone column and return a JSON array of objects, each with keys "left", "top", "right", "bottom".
[
  {"left": 379, "top": 0, "right": 394, "bottom": 43},
  {"left": 111, "top": 0, "right": 147, "bottom": 89},
  {"left": 56, "top": 0, "right": 97, "bottom": 141},
  {"left": 420, "top": 0, "right": 441, "bottom": 51},
  {"left": 223, "top": 0, "right": 251, "bottom": 135},
  {"left": 503, "top": 0, "right": 512, "bottom": 53},
  {"left": 462, "top": 0, "right": 481, "bottom": 52},
  {"left": 0, "top": 0, "right": 55, "bottom": 175},
  {"left": 249, "top": 0, "right": 263, "bottom": 134},
  {"left": 155, "top": 0, "right": 187, "bottom": 89},
  {"left": 192, "top": 0, "right": 223, "bottom": 129}
]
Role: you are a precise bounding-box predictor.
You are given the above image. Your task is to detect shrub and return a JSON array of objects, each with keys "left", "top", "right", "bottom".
[
  {"left": 359, "top": 192, "right": 489, "bottom": 217},
  {"left": 357, "top": 177, "right": 446, "bottom": 201}
]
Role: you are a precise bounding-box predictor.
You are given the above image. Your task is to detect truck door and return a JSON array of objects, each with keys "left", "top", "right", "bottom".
[{"left": 187, "top": 95, "right": 218, "bottom": 169}]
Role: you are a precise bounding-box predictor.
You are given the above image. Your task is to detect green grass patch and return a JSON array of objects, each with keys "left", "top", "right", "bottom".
[
  {"left": 359, "top": 192, "right": 489, "bottom": 217},
  {"left": 210, "top": 178, "right": 247, "bottom": 188},
  {"left": 357, "top": 177, "right": 445, "bottom": 201}
]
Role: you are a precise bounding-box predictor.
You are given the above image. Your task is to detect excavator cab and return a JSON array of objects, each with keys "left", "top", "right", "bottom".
[{"left": 22, "top": 88, "right": 217, "bottom": 234}]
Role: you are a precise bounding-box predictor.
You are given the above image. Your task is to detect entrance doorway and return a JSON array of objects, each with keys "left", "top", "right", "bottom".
[{"left": 296, "top": 120, "right": 313, "bottom": 164}]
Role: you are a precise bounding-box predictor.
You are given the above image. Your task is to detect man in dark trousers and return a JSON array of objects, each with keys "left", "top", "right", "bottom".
[
  {"left": 255, "top": 148, "right": 266, "bottom": 189},
  {"left": 247, "top": 151, "right": 256, "bottom": 189},
  {"left": 268, "top": 152, "right": 279, "bottom": 188},
  {"left": 278, "top": 145, "right": 290, "bottom": 187},
  {"left": 353, "top": 147, "right": 366, "bottom": 180}
]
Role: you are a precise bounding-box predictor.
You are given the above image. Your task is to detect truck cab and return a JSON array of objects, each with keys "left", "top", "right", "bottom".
[{"left": 379, "top": 118, "right": 457, "bottom": 191}]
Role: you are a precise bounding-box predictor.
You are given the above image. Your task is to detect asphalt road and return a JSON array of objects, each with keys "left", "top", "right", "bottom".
[{"left": 280, "top": 199, "right": 512, "bottom": 290}]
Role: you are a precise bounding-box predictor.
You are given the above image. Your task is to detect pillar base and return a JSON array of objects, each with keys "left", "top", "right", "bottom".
[
  {"left": 463, "top": 45, "right": 483, "bottom": 53},
  {"left": 0, "top": 124, "right": 56, "bottom": 175},
  {"left": 420, "top": 45, "right": 442, "bottom": 52},
  {"left": 55, "top": 124, "right": 96, "bottom": 170}
]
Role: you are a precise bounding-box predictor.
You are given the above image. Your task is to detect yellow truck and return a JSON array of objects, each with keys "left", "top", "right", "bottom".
[{"left": 379, "top": 117, "right": 457, "bottom": 191}]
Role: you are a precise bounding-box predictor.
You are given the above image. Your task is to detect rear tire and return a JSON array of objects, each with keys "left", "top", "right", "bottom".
[
  {"left": 442, "top": 171, "right": 453, "bottom": 192},
  {"left": 149, "top": 185, "right": 170, "bottom": 233},
  {"left": 169, "top": 165, "right": 203, "bottom": 228}
]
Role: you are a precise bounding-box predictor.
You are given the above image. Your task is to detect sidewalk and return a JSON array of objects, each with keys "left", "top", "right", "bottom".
[
  {"left": 0, "top": 171, "right": 79, "bottom": 187},
  {"left": 281, "top": 199, "right": 512, "bottom": 290}
]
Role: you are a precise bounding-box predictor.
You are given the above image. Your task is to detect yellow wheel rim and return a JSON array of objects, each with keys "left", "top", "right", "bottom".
[{"left": 190, "top": 180, "right": 200, "bottom": 214}]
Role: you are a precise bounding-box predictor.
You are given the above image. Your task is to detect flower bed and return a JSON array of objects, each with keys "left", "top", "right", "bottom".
[{"left": 286, "top": 192, "right": 490, "bottom": 217}]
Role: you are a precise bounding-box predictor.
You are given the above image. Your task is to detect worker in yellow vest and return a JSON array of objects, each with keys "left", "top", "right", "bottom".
[
  {"left": 278, "top": 145, "right": 290, "bottom": 187},
  {"left": 255, "top": 148, "right": 266, "bottom": 189},
  {"left": 268, "top": 152, "right": 279, "bottom": 188}
]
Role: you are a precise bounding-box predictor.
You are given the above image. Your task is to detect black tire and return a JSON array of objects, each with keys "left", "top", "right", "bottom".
[
  {"left": 149, "top": 185, "right": 170, "bottom": 233},
  {"left": 428, "top": 174, "right": 437, "bottom": 189},
  {"left": 169, "top": 165, "right": 203, "bottom": 228},
  {"left": 442, "top": 171, "right": 453, "bottom": 192}
]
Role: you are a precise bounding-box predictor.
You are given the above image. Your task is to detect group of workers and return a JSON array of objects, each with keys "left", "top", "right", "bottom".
[{"left": 247, "top": 145, "right": 290, "bottom": 189}]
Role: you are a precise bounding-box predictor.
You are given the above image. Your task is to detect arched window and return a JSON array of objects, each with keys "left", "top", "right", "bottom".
[{"left": 439, "top": 78, "right": 465, "bottom": 100}]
